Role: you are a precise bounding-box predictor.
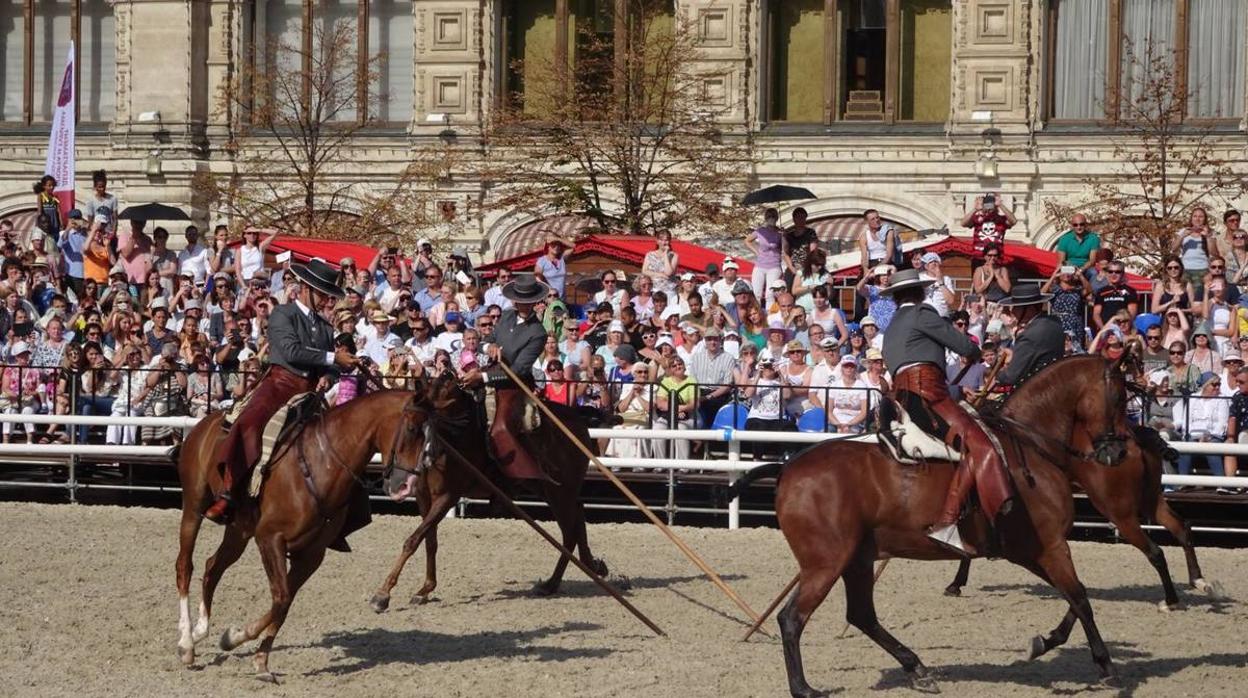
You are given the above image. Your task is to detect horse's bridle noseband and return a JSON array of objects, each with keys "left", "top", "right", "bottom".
[{"left": 381, "top": 397, "right": 434, "bottom": 482}]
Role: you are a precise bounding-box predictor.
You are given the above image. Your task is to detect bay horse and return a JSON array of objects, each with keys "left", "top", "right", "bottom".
[
  {"left": 943, "top": 424, "right": 1220, "bottom": 608},
  {"left": 173, "top": 390, "right": 430, "bottom": 677},
  {"left": 368, "top": 373, "right": 606, "bottom": 613},
  {"left": 732, "top": 355, "right": 1135, "bottom": 696}
]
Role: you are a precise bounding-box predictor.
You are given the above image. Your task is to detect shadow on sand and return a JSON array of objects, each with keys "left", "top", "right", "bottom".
[
  {"left": 972, "top": 582, "right": 1234, "bottom": 612},
  {"left": 871, "top": 641, "right": 1247, "bottom": 696},
  {"left": 297, "top": 621, "right": 614, "bottom": 676}
]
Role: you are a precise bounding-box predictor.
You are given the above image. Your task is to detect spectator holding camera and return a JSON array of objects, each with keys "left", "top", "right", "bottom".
[
  {"left": 962, "top": 192, "right": 1016, "bottom": 255},
  {"left": 1042, "top": 263, "right": 1091, "bottom": 342},
  {"left": 1173, "top": 206, "right": 1213, "bottom": 293}
]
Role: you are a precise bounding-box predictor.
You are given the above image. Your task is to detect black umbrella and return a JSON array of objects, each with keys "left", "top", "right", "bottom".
[
  {"left": 741, "top": 185, "right": 816, "bottom": 206},
  {"left": 117, "top": 203, "right": 190, "bottom": 221}
]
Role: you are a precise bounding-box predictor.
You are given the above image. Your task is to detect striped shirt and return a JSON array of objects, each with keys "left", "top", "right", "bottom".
[{"left": 688, "top": 347, "right": 735, "bottom": 391}]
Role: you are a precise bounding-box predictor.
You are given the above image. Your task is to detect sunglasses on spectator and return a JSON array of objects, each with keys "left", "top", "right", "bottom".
[
  {"left": 1072, "top": 223, "right": 1087, "bottom": 228},
  {"left": 425, "top": 274, "right": 440, "bottom": 279},
  {"left": 1166, "top": 264, "right": 1181, "bottom": 270},
  {"left": 1146, "top": 334, "right": 1161, "bottom": 341},
  {"left": 1211, "top": 265, "right": 1225, "bottom": 271},
  {"left": 1169, "top": 350, "right": 1184, "bottom": 355},
  {"left": 1108, "top": 268, "right": 1124, "bottom": 274},
  {"left": 954, "top": 320, "right": 967, "bottom": 327}
]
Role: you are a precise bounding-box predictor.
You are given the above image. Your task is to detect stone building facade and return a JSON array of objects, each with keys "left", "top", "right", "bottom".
[{"left": 1, "top": 1, "right": 1245, "bottom": 258}]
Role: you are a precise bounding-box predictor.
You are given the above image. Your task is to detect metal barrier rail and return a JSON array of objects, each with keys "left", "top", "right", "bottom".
[{"left": 0, "top": 414, "right": 1243, "bottom": 530}]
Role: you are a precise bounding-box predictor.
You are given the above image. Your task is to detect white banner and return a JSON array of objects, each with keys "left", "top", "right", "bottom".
[{"left": 44, "top": 41, "right": 76, "bottom": 221}]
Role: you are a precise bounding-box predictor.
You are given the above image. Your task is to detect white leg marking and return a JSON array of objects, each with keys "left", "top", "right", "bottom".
[
  {"left": 177, "top": 596, "right": 194, "bottom": 664},
  {"left": 192, "top": 599, "right": 209, "bottom": 643}
]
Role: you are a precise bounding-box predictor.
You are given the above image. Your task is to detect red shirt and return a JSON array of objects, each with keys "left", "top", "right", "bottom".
[{"left": 967, "top": 211, "right": 1013, "bottom": 253}]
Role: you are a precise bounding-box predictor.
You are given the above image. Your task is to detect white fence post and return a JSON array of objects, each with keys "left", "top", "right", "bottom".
[{"left": 727, "top": 432, "right": 741, "bottom": 530}]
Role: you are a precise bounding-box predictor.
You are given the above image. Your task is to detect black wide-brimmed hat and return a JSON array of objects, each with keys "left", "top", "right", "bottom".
[
  {"left": 501, "top": 274, "right": 550, "bottom": 303},
  {"left": 998, "top": 282, "right": 1053, "bottom": 307},
  {"left": 291, "top": 259, "right": 345, "bottom": 298},
  {"left": 879, "top": 268, "right": 935, "bottom": 296}
]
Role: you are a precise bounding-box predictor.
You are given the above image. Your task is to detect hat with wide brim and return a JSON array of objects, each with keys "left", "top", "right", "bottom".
[
  {"left": 998, "top": 282, "right": 1053, "bottom": 307},
  {"left": 501, "top": 275, "right": 550, "bottom": 303},
  {"left": 879, "top": 268, "right": 935, "bottom": 296},
  {"left": 290, "top": 259, "right": 345, "bottom": 298}
]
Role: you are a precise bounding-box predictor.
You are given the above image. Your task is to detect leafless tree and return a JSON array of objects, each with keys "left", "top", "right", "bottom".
[
  {"left": 194, "top": 19, "right": 454, "bottom": 247},
  {"left": 1045, "top": 41, "right": 1245, "bottom": 273},
  {"left": 481, "top": 0, "right": 754, "bottom": 238}
]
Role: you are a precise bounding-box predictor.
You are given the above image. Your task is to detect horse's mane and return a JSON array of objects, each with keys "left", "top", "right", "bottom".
[{"left": 1004, "top": 354, "right": 1114, "bottom": 425}]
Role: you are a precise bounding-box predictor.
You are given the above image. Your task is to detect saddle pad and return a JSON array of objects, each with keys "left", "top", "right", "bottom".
[
  {"left": 878, "top": 404, "right": 961, "bottom": 464},
  {"left": 248, "top": 391, "right": 317, "bottom": 497}
]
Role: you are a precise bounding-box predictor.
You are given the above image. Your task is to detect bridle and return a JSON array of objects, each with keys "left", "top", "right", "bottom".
[
  {"left": 380, "top": 396, "right": 435, "bottom": 483},
  {"left": 993, "top": 354, "right": 1136, "bottom": 469}
]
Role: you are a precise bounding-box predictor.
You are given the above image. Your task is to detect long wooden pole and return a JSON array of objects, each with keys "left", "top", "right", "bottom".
[
  {"left": 498, "top": 363, "right": 767, "bottom": 628},
  {"left": 741, "top": 572, "right": 798, "bottom": 641},
  {"left": 435, "top": 432, "right": 665, "bottom": 637},
  {"left": 740, "top": 353, "right": 1009, "bottom": 642}
]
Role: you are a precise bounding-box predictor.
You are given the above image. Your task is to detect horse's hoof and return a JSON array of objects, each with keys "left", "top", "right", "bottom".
[
  {"left": 1099, "top": 673, "right": 1122, "bottom": 689},
  {"left": 219, "top": 627, "right": 246, "bottom": 652},
  {"left": 408, "top": 594, "right": 432, "bottom": 606},
  {"left": 591, "top": 558, "right": 609, "bottom": 577},
  {"left": 532, "top": 580, "right": 559, "bottom": 597},
  {"left": 191, "top": 623, "right": 209, "bottom": 644},
  {"left": 255, "top": 671, "right": 280, "bottom": 685},
  {"left": 177, "top": 645, "right": 195, "bottom": 667},
  {"left": 369, "top": 594, "right": 390, "bottom": 614},
  {"left": 1157, "top": 600, "right": 1181, "bottom": 613},
  {"left": 791, "top": 688, "right": 831, "bottom": 698},
  {"left": 1195, "top": 578, "right": 1228, "bottom": 601},
  {"left": 1027, "top": 635, "right": 1046, "bottom": 661},
  {"left": 943, "top": 586, "right": 962, "bottom": 597},
  {"left": 909, "top": 674, "right": 941, "bottom": 694}
]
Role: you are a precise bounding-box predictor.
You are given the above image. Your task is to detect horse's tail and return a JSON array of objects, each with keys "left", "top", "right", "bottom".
[{"left": 720, "top": 461, "right": 784, "bottom": 503}]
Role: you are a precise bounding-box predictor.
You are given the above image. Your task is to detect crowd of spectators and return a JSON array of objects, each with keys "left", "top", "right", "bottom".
[{"left": 0, "top": 178, "right": 1242, "bottom": 488}]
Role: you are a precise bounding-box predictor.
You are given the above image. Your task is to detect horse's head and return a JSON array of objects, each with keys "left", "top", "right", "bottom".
[
  {"left": 1007, "top": 354, "right": 1136, "bottom": 467},
  {"left": 381, "top": 392, "right": 435, "bottom": 502}
]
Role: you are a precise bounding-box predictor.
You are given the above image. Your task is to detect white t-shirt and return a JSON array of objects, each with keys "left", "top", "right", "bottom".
[
  {"left": 238, "top": 245, "right": 263, "bottom": 281},
  {"left": 921, "top": 272, "right": 955, "bottom": 317},
  {"left": 177, "top": 244, "right": 211, "bottom": 285}
]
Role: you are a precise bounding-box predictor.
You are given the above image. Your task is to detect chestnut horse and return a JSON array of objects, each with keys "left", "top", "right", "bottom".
[
  {"left": 732, "top": 355, "right": 1135, "bottom": 696},
  {"left": 369, "top": 374, "right": 606, "bottom": 613},
  {"left": 943, "top": 424, "right": 1220, "bottom": 608},
  {"left": 173, "top": 390, "right": 429, "bottom": 677}
]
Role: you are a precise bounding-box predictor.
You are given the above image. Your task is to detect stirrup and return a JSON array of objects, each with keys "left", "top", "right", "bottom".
[{"left": 927, "top": 523, "right": 976, "bottom": 557}]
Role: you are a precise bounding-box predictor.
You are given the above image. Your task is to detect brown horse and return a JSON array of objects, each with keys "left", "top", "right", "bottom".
[
  {"left": 368, "top": 374, "right": 606, "bottom": 613},
  {"left": 730, "top": 355, "right": 1134, "bottom": 696},
  {"left": 173, "top": 390, "right": 430, "bottom": 677},
  {"left": 944, "top": 424, "right": 1220, "bottom": 608}
]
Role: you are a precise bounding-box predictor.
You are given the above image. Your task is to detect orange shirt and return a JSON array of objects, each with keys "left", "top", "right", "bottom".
[{"left": 83, "top": 240, "right": 110, "bottom": 283}]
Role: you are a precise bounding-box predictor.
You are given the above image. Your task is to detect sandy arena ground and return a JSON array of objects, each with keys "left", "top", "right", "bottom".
[{"left": 0, "top": 502, "right": 1245, "bottom": 697}]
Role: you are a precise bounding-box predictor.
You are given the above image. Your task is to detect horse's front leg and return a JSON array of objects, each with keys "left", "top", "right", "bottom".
[
  {"left": 370, "top": 493, "right": 455, "bottom": 613},
  {"left": 410, "top": 523, "right": 438, "bottom": 605}
]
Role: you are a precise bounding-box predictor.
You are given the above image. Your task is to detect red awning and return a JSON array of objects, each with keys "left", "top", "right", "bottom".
[
  {"left": 230, "top": 235, "right": 382, "bottom": 270},
  {"left": 478, "top": 233, "right": 755, "bottom": 277},
  {"left": 828, "top": 235, "right": 1151, "bottom": 291}
]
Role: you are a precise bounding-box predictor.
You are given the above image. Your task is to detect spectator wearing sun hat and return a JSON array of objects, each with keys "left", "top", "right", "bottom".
[
  {"left": 361, "top": 309, "right": 400, "bottom": 364},
  {"left": 856, "top": 264, "right": 897, "bottom": 331},
  {"left": 711, "top": 258, "right": 743, "bottom": 306}
]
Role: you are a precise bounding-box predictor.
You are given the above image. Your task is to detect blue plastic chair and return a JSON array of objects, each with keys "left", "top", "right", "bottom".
[
  {"left": 711, "top": 402, "right": 749, "bottom": 431},
  {"left": 797, "top": 408, "right": 828, "bottom": 433}
]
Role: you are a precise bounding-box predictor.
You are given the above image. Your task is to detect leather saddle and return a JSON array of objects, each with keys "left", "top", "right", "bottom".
[{"left": 875, "top": 394, "right": 961, "bottom": 464}]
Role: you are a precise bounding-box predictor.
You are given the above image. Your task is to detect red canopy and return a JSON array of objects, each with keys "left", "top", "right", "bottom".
[
  {"left": 829, "top": 236, "right": 1151, "bottom": 292},
  {"left": 231, "top": 235, "right": 381, "bottom": 270},
  {"left": 478, "top": 233, "right": 754, "bottom": 276}
]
